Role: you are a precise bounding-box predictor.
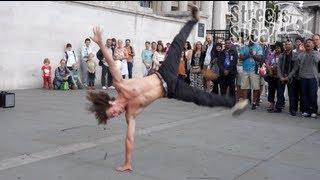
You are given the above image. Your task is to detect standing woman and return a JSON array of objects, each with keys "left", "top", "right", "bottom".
[
  {"left": 190, "top": 41, "right": 205, "bottom": 90},
  {"left": 152, "top": 43, "right": 166, "bottom": 71},
  {"left": 184, "top": 41, "right": 193, "bottom": 85},
  {"left": 114, "top": 39, "right": 129, "bottom": 79}
]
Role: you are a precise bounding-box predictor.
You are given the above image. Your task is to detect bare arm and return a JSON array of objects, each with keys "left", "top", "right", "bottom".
[
  {"left": 124, "top": 115, "right": 135, "bottom": 167},
  {"left": 90, "top": 27, "right": 123, "bottom": 83}
]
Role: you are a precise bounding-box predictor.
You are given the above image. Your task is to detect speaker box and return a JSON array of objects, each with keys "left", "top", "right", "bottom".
[{"left": 0, "top": 91, "right": 15, "bottom": 108}]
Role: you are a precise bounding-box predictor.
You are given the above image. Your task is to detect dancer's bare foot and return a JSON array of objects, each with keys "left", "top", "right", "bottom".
[
  {"left": 191, "top": 5, "right": 200, "bottom": 21},
  {"left": 115, "top": 165, "right": 133, "bottom": 172}
]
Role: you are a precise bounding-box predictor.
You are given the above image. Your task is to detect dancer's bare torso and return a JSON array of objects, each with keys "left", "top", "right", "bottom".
[{"left": 114, "top": 74, "right": 164, "bottom": 119}]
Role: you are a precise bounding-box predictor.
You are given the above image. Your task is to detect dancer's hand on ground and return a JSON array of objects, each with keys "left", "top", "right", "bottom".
[{"left": 90, "top": 27, "right": 104, "bottom": 45}]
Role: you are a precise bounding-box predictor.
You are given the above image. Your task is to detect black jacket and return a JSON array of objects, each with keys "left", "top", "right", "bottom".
[
  {"left": 190, "top": 51, "right": 205, "bottom": 69},
  {"left": 96, "top": 47, "right": 115, "bottom": 66},
  {"left": 277, "top": 51, "right": 295, "bottom": 79},
  {"left": 217, "top": 48, "right": 238, "bottom": 76}
]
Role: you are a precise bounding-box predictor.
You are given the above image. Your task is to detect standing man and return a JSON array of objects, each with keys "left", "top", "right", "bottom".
[
  {"left": 141, "top": 41, "right": 153, "bottom": 77},
  {"left": 277, "top": 40, "right": 294, "bottom": 114},
  {"left": 97, "top": 39, "right": 113, "bottom": 90},
  {"left": 239, "top": 35, "right": 263, "bottom": 110},
  {"left": 313, "top": 34, "right": 320, "bottom": 74},
  {"left": 80, "top": 38, "right": 93, "bottom": 87},
  {"left": 289, "top": 39, "right": 319, "bottom": 118},
  {"left": 204, "top": 34, "right": 217, "bottom": 92},
  {"left": 218, "top": 38, "right": 238, "bottom": 100},
  {"left": 125, "top": 39, "right": 135, "bottom": 79}
]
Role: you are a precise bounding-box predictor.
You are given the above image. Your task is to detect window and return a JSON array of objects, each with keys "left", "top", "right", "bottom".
[{"left": 140, "top": 1, "right": 152, "bottom": 8}]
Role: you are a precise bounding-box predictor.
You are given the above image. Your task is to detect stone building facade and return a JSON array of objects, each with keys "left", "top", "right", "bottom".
[{"left": 0, "top": 1, "right": 266, "bottom": 90}]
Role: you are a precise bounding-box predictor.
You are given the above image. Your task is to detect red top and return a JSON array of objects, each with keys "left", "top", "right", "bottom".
[{"left": 41, "top": 65, "right": 52, "bottom": 78}]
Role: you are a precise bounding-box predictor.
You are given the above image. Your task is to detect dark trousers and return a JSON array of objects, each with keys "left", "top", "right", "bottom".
[
  {"left": 157, "top": 20, "right": 235, "bottom": 108},
  {"left": 288, "top": 78, "right": 302, "bottom": 113},
  {"left": 101, "top": 65, "right": 113, "bottom": 87},
  {"left": 88, "top": 72, "right": 95, "bottom": 87},
  {"left": 276, "top": 82, "right": 286, "bottom": 110},
  {"left": 267, "top": 77, "right": 279, "bottom": 104},
  {"left": 127, "top": 62, "right": 133, "bottom": 79},
  {"left": 212, "top": 78, "right": 220, "bottom": 95},
  {"left": 220, "top": 74, "right": 236, "bottom": 100},
  {"left": 300, "top": 78, "right": 318, "bottom": 114},
  {"left": 101, "top": 65, "right": 107, "bottom": 87}
]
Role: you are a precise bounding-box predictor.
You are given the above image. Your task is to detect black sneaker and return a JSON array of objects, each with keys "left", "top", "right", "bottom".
[
  {"left": 273, "top": 109, "right": 282, "bottom": 113},
  {"left": 290, "top": 111, "right": 297, "bottom": 116},
  {"left": 251, "top": 103, "right": 257, "bottom": 110}
]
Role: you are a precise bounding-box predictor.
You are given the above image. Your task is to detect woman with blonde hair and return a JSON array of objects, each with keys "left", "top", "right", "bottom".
[{"left": 190, "top": 41, "right": 205, "bottom": 90}]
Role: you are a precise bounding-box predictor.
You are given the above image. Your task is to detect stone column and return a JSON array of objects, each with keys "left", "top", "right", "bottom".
[
  {"left": 178, "top": 1, "right": 188, "bottom": 12},
  {"left": 212, "top": 1, "right": 228, "bottom": 30},
  {"left": 201, "top": 1, "right": 210, "bottom": 16},
  {"left": 315, "top": 8, "right": 320, "bottom": 33},
  {"left": 162, "top": 1, "right": 172, "bottom": 12}
]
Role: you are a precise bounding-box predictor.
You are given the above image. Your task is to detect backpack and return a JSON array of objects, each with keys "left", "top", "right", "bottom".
[
  {"left": 61, "top": 81, "right": 69, "bottom": 91},
  {"left": 65, "top": 51, "right": 76, "bottom": 65}
]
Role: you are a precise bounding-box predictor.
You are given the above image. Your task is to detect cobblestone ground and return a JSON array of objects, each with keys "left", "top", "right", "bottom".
[{"left": 0, "top": 89, "right": 320, "bottom": 180}]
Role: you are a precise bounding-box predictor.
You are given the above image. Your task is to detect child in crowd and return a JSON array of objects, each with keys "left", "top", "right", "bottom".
[
  {"left": 41, "top": 58, "right": 52, "bottom": 89},
  {"left": 86, "top": 53, "right": 97, "bottom": 90},
  {"left": 72, "top": 63, "right": 83, "bottom": 89}
]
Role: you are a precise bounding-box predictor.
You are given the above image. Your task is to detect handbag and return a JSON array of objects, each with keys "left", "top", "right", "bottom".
[{"left": 201, "top": 68, "right": 218, "bottom": 81}]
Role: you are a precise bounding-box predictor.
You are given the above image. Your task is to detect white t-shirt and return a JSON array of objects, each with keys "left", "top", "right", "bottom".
[
  {"left": 66, "top": 50, "right": 77, "bottom": 67},
  {"left": 204, "top": 43, "right": 214, "bottom": 66},
  {"left": 81, "top": 46, "right": 93, "bottom": 61},
  {"left": 154, "top": 51, "right": 165, "bottom": 63}
]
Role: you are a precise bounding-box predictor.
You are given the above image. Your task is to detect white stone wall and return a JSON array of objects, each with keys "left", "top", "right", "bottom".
[{"left": 0, "top": 1, "right": 201, "bottom": 90}]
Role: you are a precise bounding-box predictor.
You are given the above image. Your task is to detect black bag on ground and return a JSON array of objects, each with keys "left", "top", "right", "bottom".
[{"left": 0, "top": 91, "right": 15, "bottom": 108}]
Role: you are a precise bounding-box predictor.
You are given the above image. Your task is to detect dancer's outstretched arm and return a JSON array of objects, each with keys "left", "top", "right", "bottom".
[{"left": 90, "top": 27, "right": 123, "bottom": 83}]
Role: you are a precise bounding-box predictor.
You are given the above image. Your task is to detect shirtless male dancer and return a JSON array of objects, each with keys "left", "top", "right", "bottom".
[{"left": 87, "top": 6, "right": 249, "bottom": 172}]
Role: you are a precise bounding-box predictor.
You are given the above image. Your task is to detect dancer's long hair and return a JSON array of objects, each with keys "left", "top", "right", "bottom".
[{"left": 86, "top": 91, "right": 115, "bottom": 124}]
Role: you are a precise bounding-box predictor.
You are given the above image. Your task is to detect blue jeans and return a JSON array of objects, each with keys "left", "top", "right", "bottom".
[
  {"left": 127, "top": 62, "right": 133, "bottom": 79},
  {"left": 300, "top": 78, "right": 318, "bottom": 114}
]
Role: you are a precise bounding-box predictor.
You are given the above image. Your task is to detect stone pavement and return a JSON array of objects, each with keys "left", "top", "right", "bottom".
[{"left": 0, "top": 89, "right": 320, "bottom": 180}]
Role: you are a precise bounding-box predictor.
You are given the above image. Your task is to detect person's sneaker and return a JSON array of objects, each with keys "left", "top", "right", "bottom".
[
  {"left": 109, "top": 86, "right": 115, "bottom": 90},
  {"left": 102, "top": 86, "right": 107, "bottom": 90},
  {"left": 251, "top": 103, "right": 257, "bottom": 110},
  {"left": 273, "top": 109, "right": 282, "bottom": 113},
  {"left": 311, "top": 113, "right": 317, "bottom": 118},
  {"left": 290, "top": 111, "right": 297, "bottom": 116},
  {"left": 302, "top": 112, "right": 311, "bottom": 117},
  {"left": 231, "top": 99, "right": 249, "bottom": 117},
  {"left": 191, "top": 5, "right": 200, "bottom": 21}
]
